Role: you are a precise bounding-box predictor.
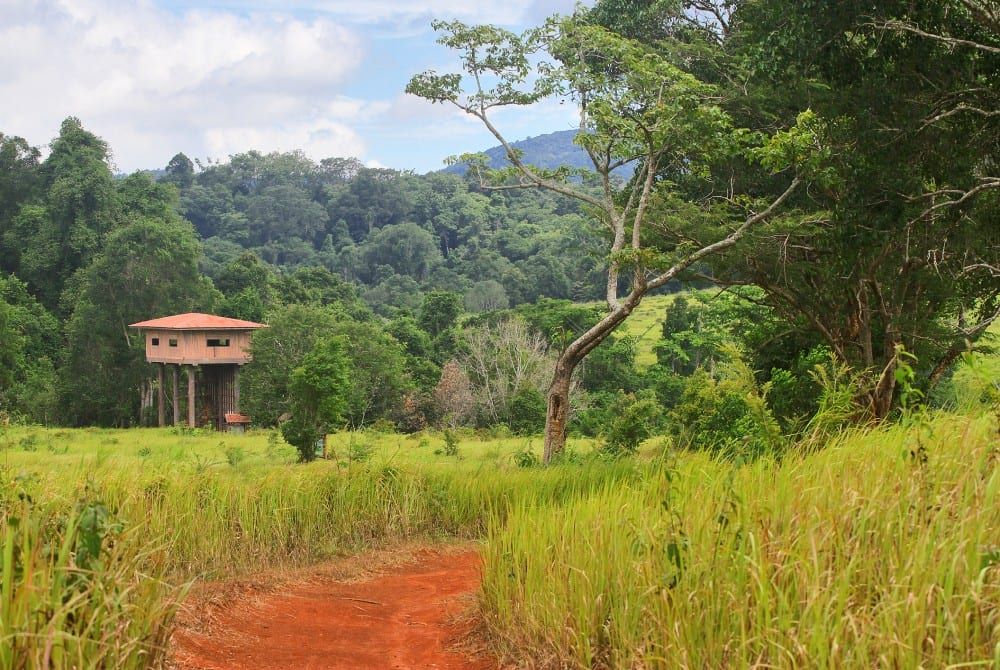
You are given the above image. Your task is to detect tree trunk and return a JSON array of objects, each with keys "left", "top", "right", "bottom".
[
  {"left": 542, "top": 293, "right": 642, "bottom": 463},
  {"left": 543, "top": 355, "right": 579, "bottom": 463},
  {"left": 869, "top": 370, "right": 897, "bottom": 419}
]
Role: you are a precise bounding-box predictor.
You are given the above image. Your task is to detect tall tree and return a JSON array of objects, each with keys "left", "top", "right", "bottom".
[
  {"left": 241, "top": 303, "right": 341, "bottom": 426},
  {"left": 281, "top": 335, "right": 352, "bottom": 462},
  {"left": 717, "top": 0, "right": 1000, "bottom": 416},
  {"left": 5, "top": 118, "right": 118, "bottom": 310},
  {"left": 0, "top": 133, "right": 41, "bottom": 274},
  {"left": 407, "top": 13, "right": 814, "bottom": 460},
  {"left": 163, "top": 152, "right": 195, "bottom": 189},
  {"left": 60, "top": 174, "right": 210, "bottom": 425}
]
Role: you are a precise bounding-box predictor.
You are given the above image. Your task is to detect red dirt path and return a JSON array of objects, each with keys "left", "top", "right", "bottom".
[{"left": 170, "top": 547, "right": 495, "bottom": 670}]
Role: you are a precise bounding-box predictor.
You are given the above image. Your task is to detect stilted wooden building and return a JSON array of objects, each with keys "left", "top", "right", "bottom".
[{"left": 129, "top": 313, "right": 265, "bottom": 430}]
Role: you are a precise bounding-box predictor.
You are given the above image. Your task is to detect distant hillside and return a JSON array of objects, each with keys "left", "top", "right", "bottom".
[{"left": 442, "top": 129, "right": 635, "bottom": 179}]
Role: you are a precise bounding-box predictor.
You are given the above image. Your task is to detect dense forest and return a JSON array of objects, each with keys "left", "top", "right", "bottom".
[{"left": 0, "top": 0, "right": 997, "bottom": 463}]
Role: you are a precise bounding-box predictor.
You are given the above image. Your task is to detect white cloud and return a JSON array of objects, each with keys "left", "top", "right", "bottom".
[
  {"left": 0, "top": 0, "right": 588, "bottom": 173},
  {"left": 0, "top": 0, "right": 368, "bottom": 170},
  {"left": 162, "top": 0, "right": 582, "bottom": 27}
]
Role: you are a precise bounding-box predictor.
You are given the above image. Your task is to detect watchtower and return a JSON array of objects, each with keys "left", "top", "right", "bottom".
[{"left": 129, "top": 313, "right": 265, "bottom": 430}]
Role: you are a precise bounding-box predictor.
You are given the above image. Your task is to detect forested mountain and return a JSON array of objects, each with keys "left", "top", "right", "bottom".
[{"left": 442, "top": 129, "right": 635, "bottom": 179}]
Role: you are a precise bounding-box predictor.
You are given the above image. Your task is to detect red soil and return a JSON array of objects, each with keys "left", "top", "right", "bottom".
[{"left": 170, "top": 546, "right": 495, "bottom": 670}]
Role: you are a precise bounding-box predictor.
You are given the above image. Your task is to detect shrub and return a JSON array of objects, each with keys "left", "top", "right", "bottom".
[
  {"left": 513, "top": 444, "right": 539, "bottom": 468},
  {"left": 370, "top": 417, "right": 397, "bottom": 434},
  {"left": 602, "top": 390, "right": 661, "bottom": 455},
  {"left": 224, "top": 444, "right": 246, "bottom": 468},
  {"left": 346, "top": 435, "right": 374, "bottom": 463},
  {"left": 280, "top": 415, "right": 323, "bottom": 463},
  {"left": 669, "top": 349, "right": 784, "bottom": 460},
  {"left": 436, "top": 429, "right": 460, "bottom": 457},
  {"left": 508, "top": 386, "right": 546, "bottom": 436}
]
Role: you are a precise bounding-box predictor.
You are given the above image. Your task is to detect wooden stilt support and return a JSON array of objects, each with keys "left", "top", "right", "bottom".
[
  {"left": 187, "top": 366, "right": 197, "bottom": 427},
  {"left": 157, "top": 364, "right": 165, "bottom": 427},
  {"left": 234, "top": 365, "right": 241, "bottom": 411},
  {"left": 172, "top": 365, "right": 180, "bottom": 426}
]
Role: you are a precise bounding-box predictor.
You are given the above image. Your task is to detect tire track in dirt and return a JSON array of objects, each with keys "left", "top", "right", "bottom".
[{"left": 171, "top": 546, "right": 494, "bottom": 670}]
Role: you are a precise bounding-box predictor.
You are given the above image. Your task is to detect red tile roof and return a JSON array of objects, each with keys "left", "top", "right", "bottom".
[{"left": 129, "top": 313, "right": 266, "bottom": 331}]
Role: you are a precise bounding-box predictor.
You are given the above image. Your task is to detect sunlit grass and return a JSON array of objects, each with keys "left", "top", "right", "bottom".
[
  {"left": 1, "top": 346, "right": 996, "bottom": 668},
  {"left": 481, "top": 410, "right": 1000, "bottom": 668}
]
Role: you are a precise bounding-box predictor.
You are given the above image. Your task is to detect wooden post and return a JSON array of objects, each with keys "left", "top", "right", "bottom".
[
  {"left": 172, "top": 365, "right": 180, "bottom": 426},
  {"left": 187, "top": 366, "right": 196, "bottom": 427},
  {"left": 234, "top": 365, "right": 241, "bottom": 411},
  {"left": 217, "top": 368, "right": 224, "bottom": 431},
  {"left": 157, "top": 364, "right": 165, "bottom": 427}
]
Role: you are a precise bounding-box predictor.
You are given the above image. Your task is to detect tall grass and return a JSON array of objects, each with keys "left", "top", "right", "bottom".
[
  {"left": 2, "top": 398, "right": 997, "bottom": 667},
  {"left": 481, "top": 411, "right": 1000, "bottom": 668},
  {"left": 0, "top": 502, "right": 183, "bottom": 669},
  {"left": 3, "top": 456, "right": 636, "bottom": 580}
]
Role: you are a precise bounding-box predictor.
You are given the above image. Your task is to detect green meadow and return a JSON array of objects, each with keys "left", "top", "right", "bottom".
[{"left": 2, "top": 391, "right": 998, "bottom": 668}]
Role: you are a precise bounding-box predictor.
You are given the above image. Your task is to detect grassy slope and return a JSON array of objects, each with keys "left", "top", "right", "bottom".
[
  {"left": 587, "top": 292, "right": 678, "bottom": 369},
  {"left": 602, "top": 290, "right": 710, "bottom": 368},
  {"left": 617, "top": 293, "right": 674, "bottom": 368}
]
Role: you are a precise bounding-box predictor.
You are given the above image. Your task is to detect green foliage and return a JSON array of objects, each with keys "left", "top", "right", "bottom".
[
  {"left": 513, "top": 443, "right": 540, "bottom": 468},
  {"left": 581, "top": 335, "right": 639, "bottom": 394},
  {"left": 439, "top": 429, "right": 461, "bottom": 457},
  {"left": 602, "top": 390, "right": 661, "bottom": 455},
  {"left": 464, "top": 279, "right": 509, "bottom": 313},
  {"left": 669, "top": 349, "right": 785, "bottom": 460},
  {"left": 6, "top": 118, "right": 117, "bottom": 311},
  {"left": 345, "top": 434, "right": 375, "bottom": 464},
  {"left": 507, "top": 386, "right": 547, "bottom": 436},
  {"left": 60, "top": 186, "right": 211, "bottom": 426},
  {"left": 418, "top": 290, "right": 462, "bottom": 339},
  {"left": 328, "top": 319, "right": 412, "bottom": 427},
  {"left": 242, "top": 303, "right": 340, "bottom": 426},
  {"left": 721, "top": 0, "right": 1000, "bottom": 416},
  {"left": 283, "top": 335, "right": 352, "bottom": 462},
  {"left": 279, "top": 416, "right": 323, "bottom": 463}
]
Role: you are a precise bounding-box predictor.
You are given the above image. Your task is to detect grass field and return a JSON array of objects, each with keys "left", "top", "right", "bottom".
[
  {"left": 610, "top": 292, "right": 676, "bottom": 368},
  {"left": 482, "top": 410, "right": 1000, "bottom": 668},
  {"left": 0, "top": 347, "right": 997, "bottom": 668},
  {"left": 604, "top": 290, "right": 714, "bottom": 368}
]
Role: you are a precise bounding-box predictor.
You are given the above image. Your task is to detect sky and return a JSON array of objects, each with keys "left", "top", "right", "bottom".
[{"left": 0, "top": 0, "right": 583, "bottom": 174}]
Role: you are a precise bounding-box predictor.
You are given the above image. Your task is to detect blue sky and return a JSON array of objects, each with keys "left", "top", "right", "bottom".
[{"left": 0, "top": 0, "right": 583, "bottom": 173}]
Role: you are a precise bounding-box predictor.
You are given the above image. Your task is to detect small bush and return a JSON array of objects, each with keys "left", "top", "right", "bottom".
[
  {"left": 669, "top": 349, "right": 784, "bottom": 460},
  {"left": 602, "top": 390, "right": 661, "bottom": 455},
  {"left": 280, "top": 416, "right": 323, "bottom": 462},
  {"left": 514, "top": 444, "right": 539, "bottom": 468},
  {"left": 435, "top": 429, "right": 461, "bottom": 457},
  {"left": 370, "top": 417, "right": 396, "bottom": 434},
  {"left": 347, "top": 436, "right": 374, "bottom": 463},
  {"left": 224, "top": 444, "right": 246, "bottom": 468}
]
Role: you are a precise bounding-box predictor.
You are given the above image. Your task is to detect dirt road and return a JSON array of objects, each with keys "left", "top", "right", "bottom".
[{"left": 171, "top": 546, "right": 494, "bottom": 670}]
